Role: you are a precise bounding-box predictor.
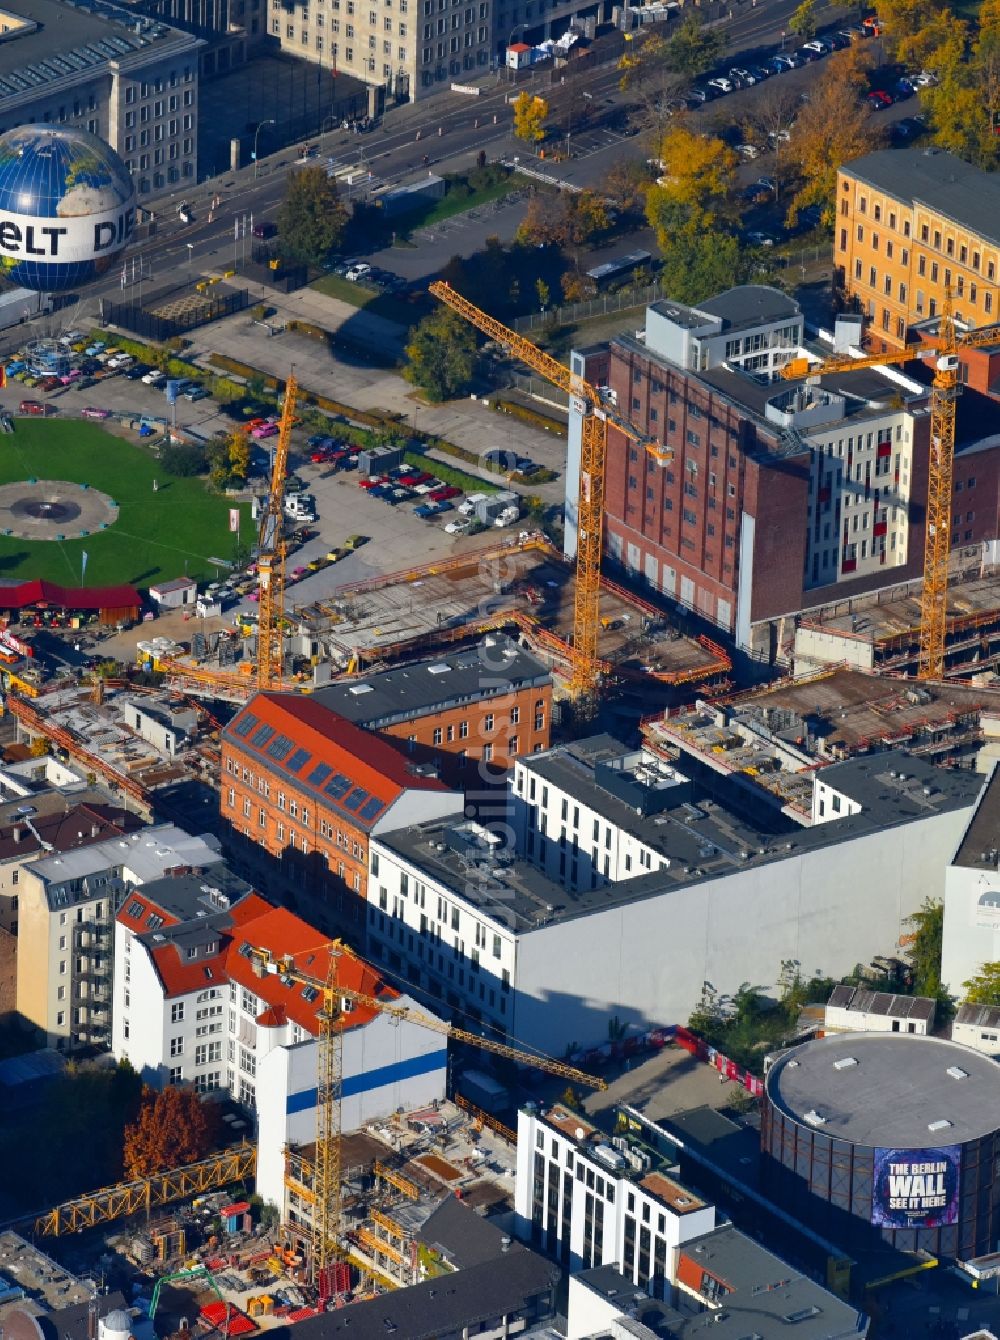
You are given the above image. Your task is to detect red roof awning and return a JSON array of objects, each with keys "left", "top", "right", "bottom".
[{"left": 0, "top": 579, "right": 141, "bottom": 611}]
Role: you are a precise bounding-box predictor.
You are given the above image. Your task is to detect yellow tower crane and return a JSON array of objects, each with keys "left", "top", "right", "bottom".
[
  {"left": 429, "top": 281, "right": 672, "bottom": 701},
  {"left": 249, "top": 943, "right": 606, "bottom": 1277},
  {"left": 256, "top": 370, "right": 299, "bottom": 689},
  {"left": 782, "top": 298, "right": 1000, "bottom": 679}
]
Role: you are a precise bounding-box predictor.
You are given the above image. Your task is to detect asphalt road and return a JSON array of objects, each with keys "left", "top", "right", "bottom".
[{"left": 77, "top": 0, "right": 872, "bottom": 309}]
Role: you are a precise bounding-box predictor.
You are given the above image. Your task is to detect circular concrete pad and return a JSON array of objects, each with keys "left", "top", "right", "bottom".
[{"left": 0, "top": 481, "right": 118, "bottom": 540}]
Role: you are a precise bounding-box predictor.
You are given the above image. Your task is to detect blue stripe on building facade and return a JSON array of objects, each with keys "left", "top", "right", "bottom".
[{"left": 286, "top": 1048, "right": 449, "bottom": 1116}]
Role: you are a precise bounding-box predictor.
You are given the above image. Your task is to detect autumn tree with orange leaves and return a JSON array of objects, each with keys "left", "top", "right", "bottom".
[
  {"left": 123, "top": 1084, "right": 221, "bottom": 1179},
  {"left": 784, "top": 46, "right": 885, "bottom": 225}
]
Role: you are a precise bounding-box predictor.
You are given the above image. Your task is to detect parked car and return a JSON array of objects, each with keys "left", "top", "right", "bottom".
[
  {"left": 430, "top": 485, "right": 461, "bottom": 502},
  {"left": 798, "top": 42, "right": 824, "bottom": 60},
  {"left": 142, "top": 368, "right": 165, "bottom": 385},
  {"left": 445, "top": 518, "right": 470, "bottom": 535},
  {"left": 867, "top": 89, "right": 893, "bottom": 110},
  {"left": 707, "top": 76, "right": 734, "bottom": 94},
  {"left": 252, "top": 221, "right": 277, "bottom": 239},
  {"left": 736, "top": 143, "right": 761, "bottom": 159},
  {"left": 892, "top": 116, "right": 926, "bottom": 143},
  {"left": 894, "top": 77, "right": 915, "bottom": 99},
  {"left": 746, "top": 230, "right": 776, "bottom": 248},
  {"left": 81, "top": 406, "right": 112, "bottom": 419},
  {"left": 184, "top": 386, "right": 211, "bottom": 402},
  {"left": 19, "top": 399, "right": 47, "bottom": 415},
  {"left": 345, "top": 262, "right": 372, "bottom": 282},
  {"left": 251, "top": 422, "right": 279, "bottom": 439},
  {"left": 912, "top": 69, "right": 938, "bottom": 86}
]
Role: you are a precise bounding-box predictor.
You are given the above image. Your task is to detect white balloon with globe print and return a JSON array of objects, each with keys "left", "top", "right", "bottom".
[{"left": 0, "top": 125, "right": 135, "bottom": 292}]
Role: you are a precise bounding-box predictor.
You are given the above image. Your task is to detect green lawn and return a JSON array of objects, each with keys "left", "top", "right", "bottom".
[{"left": 0, "top": 421, "right": 250, "bottom": 590}]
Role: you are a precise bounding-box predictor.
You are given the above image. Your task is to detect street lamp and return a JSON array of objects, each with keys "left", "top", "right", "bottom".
[
  {"left": 186, "top": 241, "right": 194, "bottom": 278},
  {"left": 253, "top": 118, "right": 276, "bottom": 179}
]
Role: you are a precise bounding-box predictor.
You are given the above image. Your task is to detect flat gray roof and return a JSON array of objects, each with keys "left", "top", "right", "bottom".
[
  {"left": 0, "top": 0, "right": 195, "bottom": 98},
  {"left": 766, "top": 1033, "right": 1000, "bottom": 1148},
  {"left": 377, "top": 745, "right": 980, "bottom": 932},
  {"left": 951, "top": 767, "right": 997, "bottom": 871},
  {"left": 312, "top": 636, "right": 549, "bottom": 729},
  {"left": 842, "top": 147, "right": 1000, "bottom": 249},
  {"left": 676, "top": 1225, "right": 866, "bottom": 1339}
]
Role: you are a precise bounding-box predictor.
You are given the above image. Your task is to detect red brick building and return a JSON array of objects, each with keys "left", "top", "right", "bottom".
[
  {"left": 309, "top": 636, "right": 552, "bottom": 786},
  {"left": 570, "top": 287, "right": 937, "bottom": 661},
  {"left": 221, "top": 695, "right": 461, "bottom": 928}
]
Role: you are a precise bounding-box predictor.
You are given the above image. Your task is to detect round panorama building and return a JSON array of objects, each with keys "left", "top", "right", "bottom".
[{"left": 762, "top": 1033, "right": 1000, "bottom": 1260}]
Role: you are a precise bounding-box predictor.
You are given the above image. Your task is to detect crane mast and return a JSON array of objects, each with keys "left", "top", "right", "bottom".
[
  {"left": 783, "top": 297, "right": 1000, "bottom": 679},
  {"left": 256, "top": 370, "right": 298, "bottom": 689},
  {"left": 428, "top": 281, "right": 670, "bottom": 702},
  {"left": 249, "top": 943, "right": 606, "bottom": 1274}
]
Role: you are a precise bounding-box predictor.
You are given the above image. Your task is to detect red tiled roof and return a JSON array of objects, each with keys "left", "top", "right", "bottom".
[
  {"left": 117, "top": 888, "right": 271, "bottom": 937},
  {"left": 0, "top": 580, "right": 141, "bottom": 611},
  {"left": 225, "top": 905, "right": 399, "bottom": 1034},
  {"left": 146, "top": 902, "right": 398, "bottom": 1034},
  {"left": 223, "top": 692, "right": 449, "bottom": 831}
]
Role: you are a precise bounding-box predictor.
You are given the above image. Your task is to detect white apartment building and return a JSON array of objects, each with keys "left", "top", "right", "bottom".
[
  {"left": 113, "top": 873, "right": 447, "bottom": 1217},
  {"left": 0, "top": 0, "right": 201, "bottom": 200},
  {"left": 367, "top": 738, "right": 981, "bottom": 1053},
  {"left": 514, "top": 1102, "right": 716, "bottom": 1290},
  {"left": 17, "top": 824, "right": 222, "bottom": 1049},
  {"left": 267, "top": 0, "right": 491, "bottom": 103}
]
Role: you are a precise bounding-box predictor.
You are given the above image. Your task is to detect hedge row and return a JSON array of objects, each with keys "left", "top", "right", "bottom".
[
  {"left": 492, "top": 396, "right": 568, "bottom": 438},
  {"left": 403, "top": 449, "right": 499, "bottom": 494}
]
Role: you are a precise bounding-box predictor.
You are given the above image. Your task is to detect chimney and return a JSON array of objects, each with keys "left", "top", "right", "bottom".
[
  {"left": 91, "top": 824, "right": 100, "bottom": 839},
  {"left": 12, "top": 826, "right": 21, "bottom": 843},
  {"left": 88, "top": 1300, "right": 97, "bottom": 1340}
]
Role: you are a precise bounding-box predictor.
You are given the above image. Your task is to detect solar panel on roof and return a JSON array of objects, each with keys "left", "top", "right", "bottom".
[
  {"left": 307, "top": 763, "right": 333, "bottom": 787},
  {"left": 250, "top": 724, "right": 275, "bottom": 748},
  {"left": 344, "top": 788, "right": 368, "bottom": 812},
  {"left": 267, "top": 735, "right": 294, "bottom": 762},
  {"left": 287, "top": 747, "right": 311, "bottom": 773},
  {"left": 359, "top": 797, "right": 383, "bottom": 822},
  {"left": 232, "top": 713, "right": 258, "bottom": 739},
  {"left": 324, "top": 774, "right": 351, "bottom": 799}
]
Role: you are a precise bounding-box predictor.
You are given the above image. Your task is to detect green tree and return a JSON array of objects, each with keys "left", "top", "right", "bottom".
[
  {"left": 404, "top": 307, "right": 477, "bottom": 402},
  {"left": 918, "top": 1, "right": 1000, "bottom": 169},
  {"left": 665, "top": 12, "right": 726, "bottom": 78},
  {"left": 535, "top": 278, "right": 550, "bottom": 310},
  {"left": 788, "top": 0, "right": 818, "bottom": 40},
  {"left": 277, "top": 164, "right": 348, "bottom": 265},
  {"left": 963, "top": 962, "right": 1000, "bottom": 1006},
  {"left": 656, "top": 222, "right": 753, "bottom": 305},
  {"left": 513, "top": 92, "right": 549, "bottom": 143},
  {"left": 161, "top": 442, "right": 207, "bottom": 477},
  {"left": 905, "top": 897, "right": 945, "bottom": 996}
]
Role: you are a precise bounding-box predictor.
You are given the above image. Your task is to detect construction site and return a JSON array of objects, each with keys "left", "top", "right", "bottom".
[
  {"left": 642, "top": 665, "right": 1000, "bottom": 825},
  {"left": 793, "top": 563, "right": 1000, "bottom": 681}
]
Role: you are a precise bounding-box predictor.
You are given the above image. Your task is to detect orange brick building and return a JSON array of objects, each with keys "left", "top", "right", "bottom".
[
  {"left": 837, "top": 148, "right": 1000, "bottom": 348},
  {"left": 310, "top": 636, "right": 553, "bottom": 786},
  {"left": 221, "top": 695, "right": 460, "bottom": 927}
]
